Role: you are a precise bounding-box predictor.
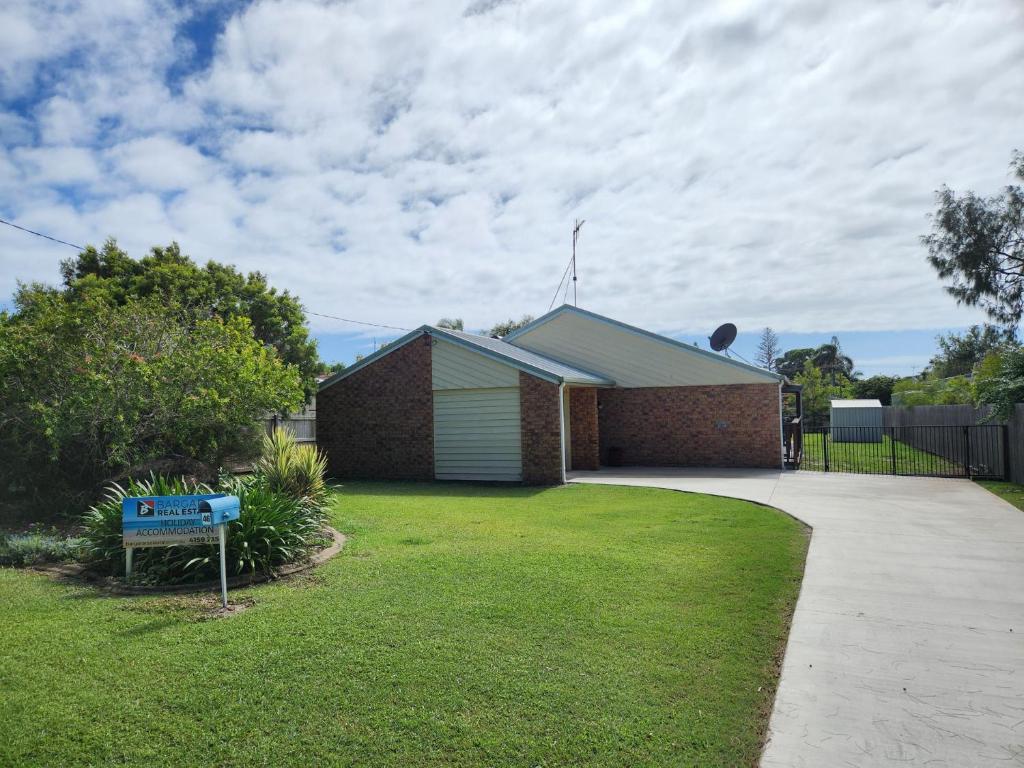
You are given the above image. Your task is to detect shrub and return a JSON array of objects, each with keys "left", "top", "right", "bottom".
[
  {"left": 80, "top": 467, "right": 330, "bottom": 584},
  {"left": 183, "top": 474, "right": 329, "bottom": 578},
  {"left": 254, "top": 429, "right": 328, "bottom": 506},
  {"left": 0, "top": 295, "right": 304, "bottom": 516},
  {"left": 975, "top": 347, "right": 1024, "bottom": 420},
  {"left": 891, "top": 375, "right": 974, "bottom": 407},
  {"left": 0, "top": 531, "right": 83, "bottom": 567}
]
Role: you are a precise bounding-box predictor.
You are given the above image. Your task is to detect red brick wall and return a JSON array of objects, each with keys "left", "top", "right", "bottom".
[
  {"left": 519, "top": 372, "right": 563, "bottom": 485},
  {"left": 569, "top": 387, "right": 600, "bottom": 471},
  {"left": 316, "top": 334, "right": 434, "bottom": 480},
  {"left": 597, "top": 384, "right": 781, "bottom": 469}
]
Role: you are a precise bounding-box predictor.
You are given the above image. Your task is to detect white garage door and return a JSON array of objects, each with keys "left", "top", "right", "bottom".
[{"left": 433, "top": 387, "right": 522, "bottom": 481}]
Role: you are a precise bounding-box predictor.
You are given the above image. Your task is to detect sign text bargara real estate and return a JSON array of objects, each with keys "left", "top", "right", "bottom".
[{"left": 121, "top": 494, "right": 223, "bottom": 548}]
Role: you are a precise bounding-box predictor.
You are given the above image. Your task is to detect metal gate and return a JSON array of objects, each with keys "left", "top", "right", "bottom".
[{"left": 799, "top": 425, "right": 1008, "bottom": 479}]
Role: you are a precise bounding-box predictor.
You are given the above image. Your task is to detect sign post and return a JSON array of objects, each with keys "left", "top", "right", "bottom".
[
  {"left": 198, "top": 496, "right": 240, "bottom": 610},
  {"left": 218, "top": 524, "right": 228, "bottom": 609},
  {"left": 122, "top": 494, "right": 240, "bottom": 608}
]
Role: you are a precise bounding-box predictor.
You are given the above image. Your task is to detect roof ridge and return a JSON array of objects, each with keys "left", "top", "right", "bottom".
[
  {"left": 504, "top": 304, "right": 782, "bottom": 382},
  {"left": 427, "top": 325, "right": 615, "bottom": 386}
]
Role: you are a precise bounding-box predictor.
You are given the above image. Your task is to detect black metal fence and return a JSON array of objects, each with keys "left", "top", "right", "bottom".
[{"left": 800, "top": 425, "right": 1007, "bottom": 479}]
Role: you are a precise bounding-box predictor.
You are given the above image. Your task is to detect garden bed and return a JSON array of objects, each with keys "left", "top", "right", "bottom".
[{"left": 31, "top": 526, "right": 346, "bottom": 595}]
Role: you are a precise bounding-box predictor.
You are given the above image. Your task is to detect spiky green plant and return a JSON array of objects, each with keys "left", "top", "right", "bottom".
[
  {"left": 254, "top": 429, "right": 327, "bottom": 507},
  {"left": 182, "top": 474, "right": 328, "bottom": 577}
]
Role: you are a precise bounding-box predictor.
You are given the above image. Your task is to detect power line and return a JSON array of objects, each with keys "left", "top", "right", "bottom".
[
  {"left": 0, "top": 217, "right": 84, "bottom": 250},
  {"left": 303, "top": 310, "right": 410, "bottom": 332},
  {"left": 0, "top": 215, "right": 412, "bottom": 333}
]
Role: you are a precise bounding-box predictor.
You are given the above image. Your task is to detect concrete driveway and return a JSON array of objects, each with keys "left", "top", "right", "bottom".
[{"left": 568, "top": 467, "right": 1024, "bottom": 767}]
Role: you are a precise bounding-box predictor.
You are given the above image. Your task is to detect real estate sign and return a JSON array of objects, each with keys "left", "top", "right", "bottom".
[
  {"left": 121, "top": 494, "right": 222, "bottom": 548},
  {"left": 121, "top": 493, "right": 241, "bottom": 608}
]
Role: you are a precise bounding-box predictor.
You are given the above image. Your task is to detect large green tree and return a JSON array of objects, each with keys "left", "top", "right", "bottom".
[
  {"left": 48, "top": 239, "right": 320, "bottom": 397},
  {"left": 813, "top": 336, "right": 855, "bottom": 386},
  {"left": 927, "top": 324, "right": 1017, "bottom": 378},
  {"left": 0, "top": 295, "right": 303, "bottom": 511},
  {"left": 776, "top": 338, "right": 857, "bottom": 386},
  {"left": 487, "top": 315, "right": 534, "bottom": 338},
  {"left": 974, "top": 348, "right": 1024, "bottom": 420},
  {"left": 924, "top": 150, "right": 1024, "bottom": 326},
  {"left": 774, "top": 348, "right": 816, "bottom": 379},
  {"left": 850, "top": 375, "right": 899, "bottom": 406},
  {"left": 436, "top": 317, "right": 464, "bottom": 331},
  {"left": 792, "top": 360, "right": 848, "bottom": 424}
]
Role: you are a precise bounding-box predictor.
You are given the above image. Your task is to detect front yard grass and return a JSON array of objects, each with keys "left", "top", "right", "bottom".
[
  {"left": 976, "top": 480, "right": 1024, "bottom": 512},
  {"left": 0, "top": 482, "right": 807, "bottom": 767}
]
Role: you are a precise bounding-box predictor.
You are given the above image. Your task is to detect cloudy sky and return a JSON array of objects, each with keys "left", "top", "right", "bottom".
[{"left": 1, "top": 0, "right": 1022, "bottom": 374}]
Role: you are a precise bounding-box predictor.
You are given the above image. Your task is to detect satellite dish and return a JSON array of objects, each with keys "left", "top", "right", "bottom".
[{"left": 709, "top": 323, "right": 737, "bottom": 352}]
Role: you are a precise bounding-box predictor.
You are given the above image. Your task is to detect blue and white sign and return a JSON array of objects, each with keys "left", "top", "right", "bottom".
[
  {"left": 122, "top": 494, "right": 222, "bottom": 548},
  {"left": 122, "top": 493, "right": 242, "bottom": 609}
]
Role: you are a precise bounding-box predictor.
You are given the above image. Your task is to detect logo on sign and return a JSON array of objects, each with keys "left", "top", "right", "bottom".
[{"left": 137, "top": 499, "right": 155, "bottom": 517}]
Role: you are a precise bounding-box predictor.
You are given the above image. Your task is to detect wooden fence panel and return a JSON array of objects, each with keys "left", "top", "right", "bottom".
[{"left": 264, "top": 414, "right": 316, "bottom": 443}]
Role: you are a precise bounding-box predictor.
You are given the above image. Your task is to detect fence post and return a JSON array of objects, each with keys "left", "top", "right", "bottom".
[
  {"left": 889, "top": 426, "right": 897, "bottom": 475},
  {"left": 963, "top": 426, "right": 972, "bottom": 479},
  {"left": 823, "top": 429, "right": 830, "bottom": 472},
  {"left": 1003, "top": 425, "right": 1011, "bottom": 481}
]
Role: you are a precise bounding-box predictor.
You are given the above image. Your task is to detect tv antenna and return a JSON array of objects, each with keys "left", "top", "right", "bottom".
[{"left": 571, "top": 218, "right": 584, "bottom": 306}]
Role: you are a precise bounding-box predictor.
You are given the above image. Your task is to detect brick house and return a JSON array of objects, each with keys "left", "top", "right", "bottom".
[{"left": 317, "top": 305, "right": 785, "bottom": 484}]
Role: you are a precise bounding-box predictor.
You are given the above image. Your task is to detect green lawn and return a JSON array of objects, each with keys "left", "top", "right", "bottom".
[
  {"left": 976, "top": 480, "right": 1024, "bottom": 512},
  {"left": 0, "top": 482, "right": 807, "bottom": 768},
  {"left": 801, "top": 433, "right": 962, "bottom": 475}
]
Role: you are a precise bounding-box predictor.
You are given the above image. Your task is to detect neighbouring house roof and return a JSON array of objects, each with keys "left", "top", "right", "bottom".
[
  {"left": 318, "top": 324, "right": 614, "bottom": 392},
  {"left": 831, "top": 399, "right": 883, "bottom": 408},
  {"left": 504, "top": 304, "right": 784, "bottom": 386}
]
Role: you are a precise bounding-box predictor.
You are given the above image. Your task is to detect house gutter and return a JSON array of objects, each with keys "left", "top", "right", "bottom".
[{"left": 558, "top": 382, "right": 567, "bottom": 484}]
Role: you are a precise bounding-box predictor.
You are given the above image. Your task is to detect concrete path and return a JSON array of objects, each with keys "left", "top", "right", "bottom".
[{"left": 568, "top": 468, "right": 1024, "bottom": 767}]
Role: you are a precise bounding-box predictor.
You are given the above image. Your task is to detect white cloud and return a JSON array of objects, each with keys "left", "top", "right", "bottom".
[
  {"left": 108, "top": 136, "right": 215, "bottom": 191},
  {"left": 2, "top": 0, "right": 1023, "bottom": 341},
  {"left": 13, "top": 145, "right": 101, "bottom": 185}
]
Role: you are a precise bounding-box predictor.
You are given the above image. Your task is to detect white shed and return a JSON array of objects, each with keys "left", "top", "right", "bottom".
[{"left": 830, "top": 399, "right": 883, "bottom": 443}]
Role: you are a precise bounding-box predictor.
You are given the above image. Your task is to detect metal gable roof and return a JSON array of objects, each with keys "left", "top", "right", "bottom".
[
  {"left": 318, "top": 324, "right": 615, "bottom": 392},
  {"left": 505, "top": 304, "right": 784, "bottom": 383},
  {"left": 430, "top": 326, "right": 614, "bottom": 386}
]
